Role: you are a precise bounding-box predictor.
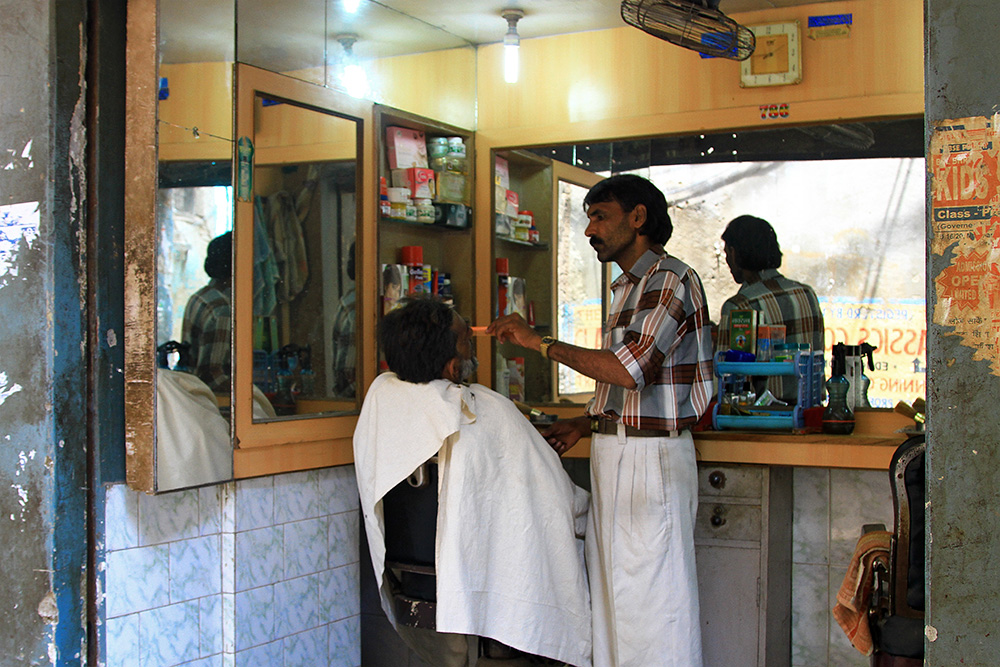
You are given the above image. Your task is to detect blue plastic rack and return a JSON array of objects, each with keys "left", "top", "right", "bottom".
[{"left": 712, "top": 350, "right": 825, "bottom": 431}]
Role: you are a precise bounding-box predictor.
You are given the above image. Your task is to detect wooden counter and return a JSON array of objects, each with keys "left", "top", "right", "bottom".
[{"left": 540, "top": 405, "right": 916, "bottom": 470}]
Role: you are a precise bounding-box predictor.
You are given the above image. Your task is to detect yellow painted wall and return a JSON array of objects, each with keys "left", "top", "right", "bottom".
[
  {"left": 368, "top": 47, "right": 478, "bottom": 130},
  {"left": 157, "top": 62, "right": 233, "bottom": 162},
  {"left": 475, "top": 0, "right": 923, "bottom": 147}
]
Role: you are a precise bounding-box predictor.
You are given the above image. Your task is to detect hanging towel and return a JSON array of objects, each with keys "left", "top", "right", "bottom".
[
  {"left": 252, "top": 196, "right": 279, "bottom": 317},
  {"left": 354, "top": 373, "right": 592, "bottom": 667},
  {"left": 833, "top": 529, "right": 892, "bottom": 655}
]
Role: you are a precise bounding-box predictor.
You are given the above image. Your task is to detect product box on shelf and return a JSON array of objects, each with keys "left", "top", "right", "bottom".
[
  {"left": 434, "top": 203, "right": 470, "bottom": 229},
  {"left": 380, "top": 263, "right": 408, "bottom": 314},
  {"left": 386, "top": 126, "right": 428, "bottom": 169},
  {"left": 391, "top": 167, "right": 436, "bottom": 200},
  {"left": 728, "top": 309, "right": 758, "bottom": 354},
  {"left": 495, "top": 155, "right": 510, "bottom": 189},
  {"left": 756, "top": 324, "right": 785, "bottom": 361},
  {"left": 436, "top": 171, "right": 468, "bottom": 205},
  {"left": 494, "top": 184, "right": 507, "bottom": 214},
  {"left": 505, "top": 189, "right": 519, "bottom": 218}
]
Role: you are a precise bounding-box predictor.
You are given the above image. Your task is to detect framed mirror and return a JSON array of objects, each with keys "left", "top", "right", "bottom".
[{"left": 231, "top": 64, "right": 375, "bottom": 478}]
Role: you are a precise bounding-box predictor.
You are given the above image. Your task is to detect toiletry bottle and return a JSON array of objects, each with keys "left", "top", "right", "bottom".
[{"left": 823, "top": 343, "right": 855, "bottom": 434}]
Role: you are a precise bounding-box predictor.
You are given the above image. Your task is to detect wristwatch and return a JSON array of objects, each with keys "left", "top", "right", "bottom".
[{"left": 539, "top": 335, "right": 557, "bottom": 359}]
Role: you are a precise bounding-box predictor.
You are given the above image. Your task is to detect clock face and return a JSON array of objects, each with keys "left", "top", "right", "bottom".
[{"left": 741, "top": 22, "right": 801, "bottom": 87}]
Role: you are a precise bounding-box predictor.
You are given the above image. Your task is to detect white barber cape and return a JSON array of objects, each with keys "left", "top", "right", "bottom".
[
  {"left": 156, "top": 369, "right": 232, "bottom": 491},
  {"left": 354, "top": 372, "right": 592, "bottom": 666}
]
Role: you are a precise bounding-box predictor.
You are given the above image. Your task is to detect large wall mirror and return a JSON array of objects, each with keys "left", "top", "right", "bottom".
[
  {"left": 127, "top": 0, "right": 470, "bottom": 492},
  {"left": 520, "top": 117, "right": 927, "bottom": 412}
]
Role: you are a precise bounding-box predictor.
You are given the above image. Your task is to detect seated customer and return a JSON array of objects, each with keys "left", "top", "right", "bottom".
[
  {"left": 717, "top": 215, "right": 825, "bottom": 401},
  {"left": 354, "top": 296, "right": 592, "bottom": 667}
]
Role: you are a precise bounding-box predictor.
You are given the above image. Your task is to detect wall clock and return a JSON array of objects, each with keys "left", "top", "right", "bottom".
[{"left": 740, "top": 21, "right": 802, "bottom": 88}]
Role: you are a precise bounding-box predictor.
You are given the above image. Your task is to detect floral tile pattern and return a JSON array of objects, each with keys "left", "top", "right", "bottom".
[
  {"left": 199, "top": 593, "right": 224, "bottom": 657},
  {"left": 284, "top": 626, "right": 329, "bottom": 667},
  {"left": 139, "top": 489, "right": 200, "bottom": 546},
  {"left": 234, "top": 585, "right": 275, "bottom": 652},
  {"left": 139, "top": 600, "right": 201, "bottom": 666},
  {"left": 235, "top": 526, "right": 283, "bottom": 592},
  {"left": 170, "top": 535, "right": 222, "bottom": 603},
  {"left": 105, "top": 484, "right": 139, "bottom": 551},
  {"left": 103, "top": 465, "right": 361, "bottom": 667},
  {"left": 105, "top": 612, "right": 139, "bottom": 667},
  {"left": 105, "top": 545, "right": 169, "bottom": 618},
  {"left": 235, "top": 476, "right": 275, "bottom": 532},
  {"left": 274, "top": 575, "right": 320, "bottom": 638},
  {"left": 284, "top": 517, "right": 329, "bottom": 579},
  {"left": 329, "top": 615, "right": 361, "bottom": 667},
  {"left": 319, "top": 563, "right": 361, "bottom": 623},
  {"left": 328, "top": 511, "right": 359, "bottom": 569},
  {"left": 274, "top": 470, "right": 321, "bottom": 524}
]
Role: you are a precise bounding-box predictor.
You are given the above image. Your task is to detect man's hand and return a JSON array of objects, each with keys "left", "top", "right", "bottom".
[
  {"left": 487, "top": 313, "right": 542, "bottom": 351},
  {"left": 541, "top": 416, "right": 591, "bottom": 456}
]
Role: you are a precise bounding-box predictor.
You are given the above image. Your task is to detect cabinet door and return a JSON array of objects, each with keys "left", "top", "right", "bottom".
[
  {"left": 697, "top": 544, "right": 763, "bottom": 667},
  {"left": 232, "top": 64, "right": 376, "bottom": 477},
  {"left": 491, "top": 150, "right": 603, "bottom": 404}
]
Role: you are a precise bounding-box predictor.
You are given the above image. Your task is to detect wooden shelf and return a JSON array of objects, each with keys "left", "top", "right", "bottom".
[{"left": 497, "top": 235, "right": 549, "bottom": 250}]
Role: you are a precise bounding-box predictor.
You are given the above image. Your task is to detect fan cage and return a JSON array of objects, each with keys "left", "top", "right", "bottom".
[{"left": 621, "top": 0, "right": 755, "bottom": 61}]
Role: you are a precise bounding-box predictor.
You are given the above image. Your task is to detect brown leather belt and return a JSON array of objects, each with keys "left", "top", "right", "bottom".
[{"left": 590, "top": 418, "right": 681, "bottom": 438}]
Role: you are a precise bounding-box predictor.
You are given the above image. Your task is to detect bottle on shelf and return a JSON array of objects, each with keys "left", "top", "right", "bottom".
[{"left": 822, "top": 343, "right": 855, "bottom": 434}]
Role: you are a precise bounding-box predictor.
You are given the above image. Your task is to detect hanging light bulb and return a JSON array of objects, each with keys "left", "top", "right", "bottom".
[
  {"left": 336, "top": 34, "right": 369, "bottom": 99},
  {"left": 502, "top": 9, "right": 524, "bottom": 84}
]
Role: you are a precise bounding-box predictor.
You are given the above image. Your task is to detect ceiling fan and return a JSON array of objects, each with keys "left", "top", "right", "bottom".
[{"left": 621, "top": 0, "right": 755, "bottom": 61}]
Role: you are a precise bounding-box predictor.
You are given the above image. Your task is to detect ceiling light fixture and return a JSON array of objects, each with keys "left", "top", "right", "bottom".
[
  {"left": 336, "top": 34, "right": 369, "bottom": 99},
  {"left": 342, "top": 0, "right": 361, "bottom": 13},
  {"left": 501, "top": 9, "right": 524, "bottom": 84}
]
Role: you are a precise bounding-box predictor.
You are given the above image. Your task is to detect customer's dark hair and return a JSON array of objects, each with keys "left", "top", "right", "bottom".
[
  {"left": 379, "top": 296, "right": 458, "bottom": 383},
  {"left": 721, "top": 215, "right": 782, "bottom": 272},
  {"left": 583, "top": 174, "right": 673, "bottom": 244},
  {"left": 204, "top": 231, "right": 232, "bottom": 280}
]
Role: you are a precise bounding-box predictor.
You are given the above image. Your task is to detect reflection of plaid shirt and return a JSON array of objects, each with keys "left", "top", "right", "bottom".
[
  {"left": 588, "top": 250, "right": 714, "bottom": 432},
  {"left": 330, "top": 288, "right": 356, "bottom": 396},
  {"left": 717, "top": 269, "right": 825, "bottom": 401},
  {"left": 182, "top": 280, "right": 231, "bottom": 393}
]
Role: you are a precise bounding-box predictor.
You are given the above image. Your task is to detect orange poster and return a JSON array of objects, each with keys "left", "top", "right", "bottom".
[{"left": 930, "top": 115, "right": 1000, "bottom": 375}]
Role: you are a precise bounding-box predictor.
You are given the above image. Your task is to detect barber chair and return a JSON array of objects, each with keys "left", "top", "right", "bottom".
[
  {"left": 381, "top": 460, "right": 561, "bottom": 663},
  {"left": 869, "top": 434, "right": 925, "bottom": 666}
]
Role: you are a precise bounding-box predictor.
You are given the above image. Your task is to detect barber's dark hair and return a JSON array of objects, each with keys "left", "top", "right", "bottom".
[
  {"left": 204, "top": 231, "right": 232, "bottom": 280},
  {"left": 583, "top": 174, "right": 673, "bottom": 244},
  {"left": 721, "top": 215, "right": 782, "bottom": 272},
  {"left": 379, "top": 296, "right": 458, "bottom": 383}
]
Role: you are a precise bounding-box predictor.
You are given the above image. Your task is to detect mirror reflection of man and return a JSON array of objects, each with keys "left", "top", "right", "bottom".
[
  {"left": 354, "top": 296, "right": 591, "bottom": 667},
  {"left": 488, "top": 174, "right": 713, "bottom": 667},
  {"left": 182, "top": 231, "right": 232, "bottom": 393},
  {"left": 718, "top": 215, "right": 825, "bottom": 401}
]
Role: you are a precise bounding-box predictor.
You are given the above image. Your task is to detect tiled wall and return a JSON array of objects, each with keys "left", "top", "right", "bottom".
[
  {"left": 103, "top": 466, "right": 361, "bottom": 666},
  {"left": 791, "top": 467, "right": 894, "bottom": 666}
]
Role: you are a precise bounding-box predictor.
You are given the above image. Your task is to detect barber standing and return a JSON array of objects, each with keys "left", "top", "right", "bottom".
[{"left": 488, "top": 174, "right": 713, "bottom": 667}]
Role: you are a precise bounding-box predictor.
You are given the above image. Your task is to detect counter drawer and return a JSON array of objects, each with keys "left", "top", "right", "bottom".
[
  {"left": 697, "top": 464, "right": 763, "bottom": 500},
  {"left": 695, "top": 501, "right": 762, "bottom": 543}
]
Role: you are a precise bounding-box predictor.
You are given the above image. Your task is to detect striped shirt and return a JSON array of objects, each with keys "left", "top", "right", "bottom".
[
  {"left": 182, "top": 280, "right": 231, "bottom": 393},
  {"left": 587, "top": 249, "right": 715, "bottom": 432},
  {"left": 717, "top": 268, "right": 825, "bottom": 401}
]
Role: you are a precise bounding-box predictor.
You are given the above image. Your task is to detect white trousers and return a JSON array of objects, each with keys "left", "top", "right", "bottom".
[{"left": 587, "top": 428, "right": 703, "bottom": 667}]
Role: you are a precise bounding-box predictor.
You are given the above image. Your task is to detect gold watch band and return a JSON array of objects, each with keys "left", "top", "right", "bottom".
[{"left": 540, "top": 336, "right": 557, "bottom": 359}]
